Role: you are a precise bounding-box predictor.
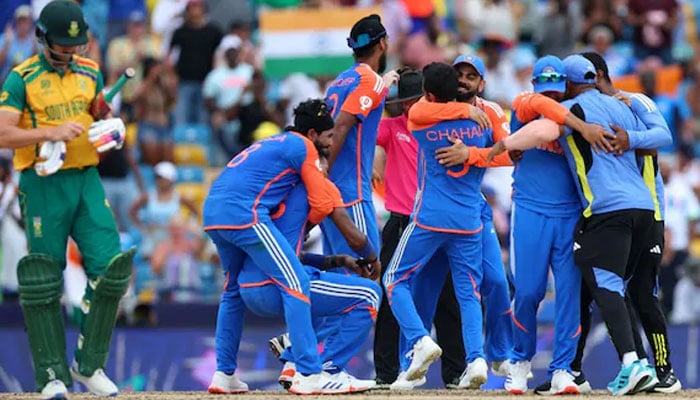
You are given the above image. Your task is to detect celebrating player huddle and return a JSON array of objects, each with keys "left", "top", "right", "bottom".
[{"left": 201, "top": 11, "right": 685, "bottom": 397}]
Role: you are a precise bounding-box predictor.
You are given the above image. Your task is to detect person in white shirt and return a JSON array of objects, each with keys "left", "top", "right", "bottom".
[
  {"left": 660, "top": 157, "right": 700, "bottom": 314},
  {"left": 670, "top": 258, "right": 700, "bottom": 324}
]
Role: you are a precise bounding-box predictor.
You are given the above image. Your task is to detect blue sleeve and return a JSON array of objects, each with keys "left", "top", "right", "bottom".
[
  {"left": 560, "top": 100, "right": 578, "bottom": 136},
  {"left": 627, "top": 94, "right": 673, "bottom": 150},
  {"left": 286, "top": 135, "right": 308, "bottom": 173},
  {"left": 509, "top": 110, "right": 525, "bottom": 134}
]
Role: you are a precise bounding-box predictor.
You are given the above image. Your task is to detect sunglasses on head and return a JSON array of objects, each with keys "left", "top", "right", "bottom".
[{"left": 532, "top": 72, "right": 566, "bottom": 84}]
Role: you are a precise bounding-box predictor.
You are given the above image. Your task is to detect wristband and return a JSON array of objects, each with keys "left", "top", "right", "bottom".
[
  {"left": 356, "top": 238, "right": 376, "bottom": 261},
  {"left": 300, "top": 252, "right": 325, "bottom": 268}
]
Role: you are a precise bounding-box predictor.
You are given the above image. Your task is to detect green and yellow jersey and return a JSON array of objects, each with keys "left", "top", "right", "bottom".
[{"left": 0, "top": 52, "right": 103, "bottom": 171}]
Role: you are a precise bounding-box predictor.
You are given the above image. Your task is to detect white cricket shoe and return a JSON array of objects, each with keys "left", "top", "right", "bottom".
[
  {"left": 336, "top": 371, "right": 376, "bottom": 393},
  {"left": 390, "top": 371, "right": 427, "bottom": 390},
  {"left": 551, "top": 369, "right": 579, "bottom": 395},
  {"left": 492, "top": 360, "right": 534, "bottom": 379},
  {"left": 505, "top": 360, "right": 531, "bottom": 395},
  {"left": 405, "top": 335, "right": 442, "bottom": 381},
  {"left": 41, "top": 380, "right": 68, "bottom": 400},
  {"left": 288, "top": 372, "right": 323, "bottom": 395},
  {"left": 458, "top": 357, "right": 488, "bottom": 389},
  {"left": 70, "top": 361, "right": 118, "bottom": 397},
  {"left": 207, "top": 371, "right": 249, "bottom": 394},
  {"left": 278, "top": 362, "right": 296, "bottom": 389}
]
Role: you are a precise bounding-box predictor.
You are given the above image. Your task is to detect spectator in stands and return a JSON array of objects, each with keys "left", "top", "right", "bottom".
[
  {"left": 683, "top": 62, "right": 700, "bottom": 142},
  {"left": 278, "top": 72, "right": 323, "bottom": 126},
  {"left": 133, "top": 57, "right": 178, "bottom": 165},
  {"left": 638, "top": 68, "right": 679, "bottom": 147},
  {"left": 0, "top": 5, "right": 35, "bottom": 82},
  {"left": 107, "top": 0, "right": 147, "bottom": 42},
  {"left": 204, "top": 34, "right": 254, "bottom": 159},
  {"left": 151, "top": 215, "right": 205, "bottom": 303},
  {"left": 236, "top": 71, "right": 285, "bottom": 149},
  {"left": 627, "top": 0, "right": 679, "bottom": 64},
  {"left": 381, "top": 0, "right": 411, "bottom": 69},
  {"left": 480, "top": 36, "right": 518, "bottom": 108},
  {"left": 129, "top": 162, "right": 200, "bottom": 261},
  {"left": 229, "top": 21, "right": 263, "bottom": 70},
  {"left": 511, "top": 47, "right": 535, "bottom": 94},
  {"left": 168, "top": 0, "right": 223, "bottom": 125},
  {"left": 661, "top": 154, "right": 700, "bottom": 314},
  {"left": 533, "top": 0, "right": 581, "bottom": 59},
  {"left": 106, "top": 10, "right": 162, "bottom": 117},
  {"left": 670, "top": 258, "right": 700, "bottom": 324},
  {"left": 585, "top": 24, "right": 630, "bottom": 78},
  {"left": 0, "top": 155, "right": 25, "bottom": 299},
  {"left": 150, "top": 0, "right": 188, "bottom": 56},
  {"left": 206, "top": 0, "right": 254, "bottom": 41},
  {"left": 462, "top": 0, "right": 517, "bottom": 44},
  {"left": 581, "top": 0, "right": 624, "bottom": 40}
]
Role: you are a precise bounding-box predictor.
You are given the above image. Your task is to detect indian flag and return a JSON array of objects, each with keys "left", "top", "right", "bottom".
[{"left": 260, "top": 7, "right": 381, "bottom": 78}]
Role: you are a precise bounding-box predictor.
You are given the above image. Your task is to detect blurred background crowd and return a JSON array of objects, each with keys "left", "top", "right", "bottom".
[{"left": 1, "top": 0, "right": 700, "bottom": 327}]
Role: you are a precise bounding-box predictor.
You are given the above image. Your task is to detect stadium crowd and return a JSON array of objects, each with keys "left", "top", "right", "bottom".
[{"left": 0, "top": 0, "right": 699, "bottom": 328}]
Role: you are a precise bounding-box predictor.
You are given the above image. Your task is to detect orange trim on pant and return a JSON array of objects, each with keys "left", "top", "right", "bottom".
[{"left": 269, "top": 276, "right": 310, "bottom": 304}]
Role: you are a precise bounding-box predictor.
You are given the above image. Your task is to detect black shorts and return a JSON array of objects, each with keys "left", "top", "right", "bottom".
[{"left": 573, "top": 209, "right": 656, "bottom": 278}]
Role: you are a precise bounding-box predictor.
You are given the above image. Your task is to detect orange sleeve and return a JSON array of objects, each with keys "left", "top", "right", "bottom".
[
  {"left": 407, "top": 100, "right": 473, "bottom": 130},
  {"left": 466, "top": 147, "right": 513, "bottom": 167},
  {"left": 514, "top": 92, "right": 568, "bottom": 125},
  {"left": 340, "top": 68, "right": 387, "bottom": 120},
  {"left": 461, "top": 100, "right": 512, "bottom": 167},
  {"left": 299, "top": 139, "right": 341, "bottom": 224}
]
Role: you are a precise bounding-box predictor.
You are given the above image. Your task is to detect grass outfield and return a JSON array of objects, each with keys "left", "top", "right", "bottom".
[{"left": 0, "top": 390, "right": 695, "bottom": 399}]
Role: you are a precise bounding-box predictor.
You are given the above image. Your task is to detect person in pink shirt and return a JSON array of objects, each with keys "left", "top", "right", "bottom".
[{"left": 372, "top": 70, "right": 466, "bottom": 390}]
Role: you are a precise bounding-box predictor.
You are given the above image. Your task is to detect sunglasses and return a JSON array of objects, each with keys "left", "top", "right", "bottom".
[{"left": 532, "top": 72, "right": 567, "bottom": 84}]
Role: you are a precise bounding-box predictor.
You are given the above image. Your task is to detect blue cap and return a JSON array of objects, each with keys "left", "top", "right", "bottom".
[
  {"left": 452, "top": 55, "right": 486, "bottom": 78},
  {"left": 563, "top": 54, "right": 597, "bottom": 84},
  {"left": 531, "top": 55, "right": 566, "bottom": 94}
]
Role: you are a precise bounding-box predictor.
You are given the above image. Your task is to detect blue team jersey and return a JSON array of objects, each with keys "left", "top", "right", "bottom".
[
  {"left": 410, "top": 113, "right": 490, "bottom": 233},
  {"left": 203, "top": 132, "right": 327, "bottom": 229},
  {"left": 325, "top": 63, "right": 387, "bottom": 205},
  {"left": 510, "top": 115, "right": 582, "bottom": 217},
  {"left": 626, "top": 91, "right": 671, "bottom": 221},
  {"left": 560, "top": 89, "right": 654, "bottom": 217}
]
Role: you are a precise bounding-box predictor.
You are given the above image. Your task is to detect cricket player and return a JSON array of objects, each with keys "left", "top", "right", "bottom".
[
  {"left": 321, "top": 14, "right": 399, "bottom": 256},
  {"left": 566, "top": 51, "right": 681, "bottom": 394},
  {"left": 0, "top": 1, "right": 134, "bottom": 398},
  {"left": 236, "top": 182, "right": 380, "bottom": 394},
  {"left": 203, "top": 99, "right": 380, "bottom": 395},
  {"left": 489, "top": 55, "right": 672, "bottom": 395},
  {"left": 384, "top": 62, "right": 490, "bottom": 386}
]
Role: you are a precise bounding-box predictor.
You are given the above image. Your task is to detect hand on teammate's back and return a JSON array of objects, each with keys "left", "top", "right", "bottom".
[
  {"left": 469, "top": 106, "right": 491, "bottom": 130},
  {"left": 382, "top": 70, "right": 400, "bottom": 88},
  {"left": 435, "top": 136, "right": 469, "bottom": 167},
  {"left": 581, "top": 122, "right": 615, "bottom": 154},
  {"left": 48, "top": 122, "right": 83, "bottom": 142},
  {"left": 609, "top": 124, "right": 630, "bottom": 155}
]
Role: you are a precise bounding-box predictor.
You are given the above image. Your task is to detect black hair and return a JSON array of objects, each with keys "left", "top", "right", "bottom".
[
  {"left": 291, "top": 99, "right": 334, "bottom": 135},
  {"left": 353, "top": 43, "right": 378, "bottom": 60},
  {"left": 580, "top": 51, "right": 611, "bottom": 83},
  {"left": 142, "top": 57, "right": 161, "bottom": 78},
  {"left": 423, "top": 62, "right": 458, "bottom": 102}
]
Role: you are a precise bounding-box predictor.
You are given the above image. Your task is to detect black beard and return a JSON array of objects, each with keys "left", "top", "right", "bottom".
[
  {"left": 456, "top": 91, "right": 476, "bottom": 103},
  {"left": 315, "top": 142, "right": 330, "bottom": 158},
  {"left": 378, "top": 52, "right": 387, "bottom": 74}
]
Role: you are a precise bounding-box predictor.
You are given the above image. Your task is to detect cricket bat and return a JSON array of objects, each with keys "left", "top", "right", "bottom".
[{"left": 90, "top": 67, "right": 135, "bottom": 120}]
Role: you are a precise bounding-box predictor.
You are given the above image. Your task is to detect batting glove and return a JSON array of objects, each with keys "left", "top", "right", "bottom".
[
  {"left": 88, "top": 118, "right": 126, "bottom": 153},
  {"left": 35, "top": 141, "right": 67, "bottom": 176}
]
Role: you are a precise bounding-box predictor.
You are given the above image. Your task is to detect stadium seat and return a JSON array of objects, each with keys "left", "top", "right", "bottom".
[
  {"left": 174, "top": 144, "right": 208, "bottom": 166},
  {"left": 177, "top": 165, "right": 206, "bottom": 184},
  {"left": 176, "top": 182, "right": 207, "bottom": 219},
  {"left": 173, "top": 123, "right": 212, "bottom": 145}
]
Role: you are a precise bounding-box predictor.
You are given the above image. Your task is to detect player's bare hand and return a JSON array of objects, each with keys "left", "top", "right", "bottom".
[
  {"left": 470, "top": 106, "right": 491, "bottom": 130},
  {"left": 338, "top": 255, "right": 366, "bottom": 276},
  {"left": 609, "top": 123, "right": 630, "bottom": 155},
  {"left": 372, "top": 167, "right": 383, "bottom": 187},
  {"left": 508, "top": 149, "right": 523, "bottom": 163},
  {"left": 487, "top": 141, "right": 507, "bottom": 164},
  {"left": 367, "top": 258, "right": 381, "bottom": 281},
  {"left": 436, "top": 136, "right": 469, "bottom": 167},
  {"left": 613, "top": 92, "right": 632, "bottom": 107},
  {"left": 581, "top": 123, "right": 614, "bottom": 154},
  {"left": 382, "top": 70, "right": 400, "bottom": 88},
  {"left": 48, "top": 122, "right": 82, "bottom": 142}
]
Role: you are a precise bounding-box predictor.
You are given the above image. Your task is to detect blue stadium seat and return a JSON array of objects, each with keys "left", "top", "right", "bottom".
[
  {"left": 177, "top": 165, "right": 205, "bottom": 184},
  {"left": 173, "top": 123, "right": 212, "bottom": 145}
]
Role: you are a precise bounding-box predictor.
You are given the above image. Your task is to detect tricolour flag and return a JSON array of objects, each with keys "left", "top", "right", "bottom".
[{"left": 260, "top": 7, "right": 381, "bottom": 78}]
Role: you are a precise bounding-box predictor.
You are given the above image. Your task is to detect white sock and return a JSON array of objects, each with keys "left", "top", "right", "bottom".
[
  {"left": 640, "top": 358, "right": 649, "bottom": 367},
  {"left": 622, "top": 352, "right": 638, "bottom": 367}
]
